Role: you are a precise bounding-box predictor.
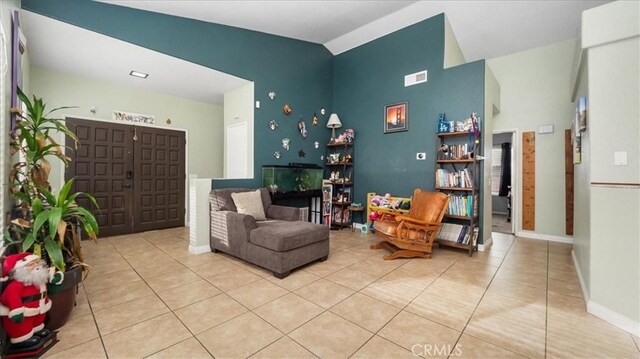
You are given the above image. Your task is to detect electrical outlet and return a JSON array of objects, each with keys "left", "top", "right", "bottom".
[{"left": 416, "top": 152, "right": 426, "bottom": 160}]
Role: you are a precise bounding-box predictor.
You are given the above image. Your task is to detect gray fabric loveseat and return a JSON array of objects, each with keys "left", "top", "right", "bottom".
[{"left": 209, "top": 188, "right": 330, "bottom": 278}]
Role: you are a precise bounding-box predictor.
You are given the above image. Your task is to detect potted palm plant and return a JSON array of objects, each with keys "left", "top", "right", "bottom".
[{"left": 3, "top": 88, "right": 99, "bottom": 330}]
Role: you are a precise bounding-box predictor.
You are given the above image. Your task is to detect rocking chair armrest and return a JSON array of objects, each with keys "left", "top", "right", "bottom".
[
  {"left": 395, "top": 215, "right": 426, "bottom": 225},
  {"left": 396, "top": 216, "right": 441, "bottom": 227}
]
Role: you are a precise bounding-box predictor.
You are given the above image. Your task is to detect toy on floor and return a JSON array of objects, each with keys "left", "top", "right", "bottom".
[{"left": 1, "top": 253, "right": 62, "bottom": 357}]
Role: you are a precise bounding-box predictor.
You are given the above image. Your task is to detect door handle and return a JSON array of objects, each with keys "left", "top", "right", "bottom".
[
  {"left": 126, "top": 171, "right": 133, "bottom": 179},
  {"left": 124, "top": 183, "right": 131, "bottom": 188}
]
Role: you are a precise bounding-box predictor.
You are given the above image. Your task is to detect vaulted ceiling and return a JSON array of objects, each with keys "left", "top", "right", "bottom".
[{"left": 23, "top": 1, "right": 609, "bottom": 105}]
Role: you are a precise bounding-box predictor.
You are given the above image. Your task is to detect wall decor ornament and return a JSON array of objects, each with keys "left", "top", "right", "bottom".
[
  {"left": 283, "top": 104, "right": 292, "bottom": 115},
  {"left": 268, "top": 120, "right": 278, "bottom": 130},
  {"left": 297, "top": 120, "right": 308, "bottom": 138},
  {"left": 274, "top": 151, "right": 281, "bottom": 159},
  {"left": 383, "top": 102, "right": 408, "bottom": 133},
  {"left": 312, "top": 113, "right": 319, "bottom": 126},
  {"left": 113, "top": 110, "right": 155, "bottom": 124},
  {"left": 282, "top": 138, "right": 290, "bottom": 150},
  {"left": 314, "top": 141, "right": 319, "bottom": 148},
  {"left": 320, "top": 108, "right": 326, "bottom": 116},
  {"left": 268, "top": 91, "right": 276, "bottom": 100},
  {"left": 298, "top": 149, "right": 306, "bottom": 158}
]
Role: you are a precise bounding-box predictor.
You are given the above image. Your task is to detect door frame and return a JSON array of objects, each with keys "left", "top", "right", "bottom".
[
  {"left": 492, "top": 129, "right": 518, "bottom": 235},
  {"left": 61, "top": 114, "right": 190, "bottom": 226}
]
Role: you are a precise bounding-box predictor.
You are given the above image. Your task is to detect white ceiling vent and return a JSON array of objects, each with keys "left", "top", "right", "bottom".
[{"left": 404, "top": 70, "right": 427, "bottom": 87}]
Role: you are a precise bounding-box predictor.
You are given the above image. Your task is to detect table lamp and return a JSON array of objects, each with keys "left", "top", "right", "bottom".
[{"left": 326, "top": 113, "right": 342, "bottom": 142}]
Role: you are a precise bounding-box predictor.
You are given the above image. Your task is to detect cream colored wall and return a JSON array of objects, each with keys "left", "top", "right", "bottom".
[
  {"left": 581, "top": 0, "right": 640, "bottom": 330},
  {"left": 444, "top": 15, "right": 466, "bottom": 69},
  {"left": 0, "top": 1, "right": 22, "bottom": 232},
  {"left": 223, "top": 82, "right": 254, "bottom": 179},
  {"left": 484, "top": 63, "right": 501, "bottom": 245},
  {"left": 487, "top": 39, "right": 577, "bottom": 239},
  {"left": 29, "top": 66, "right": 224, "bottom": 192},
  {"left": 572, "top": 55, "right": 591, "bottom": 291}
]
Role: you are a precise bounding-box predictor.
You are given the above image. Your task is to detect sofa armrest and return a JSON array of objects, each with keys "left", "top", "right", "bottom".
[
  {"left": 225, "top": 212, "right": 257, "bottom": 240},
  {"left": 267, "top": 205, "right": 300, "bottom": 221}
]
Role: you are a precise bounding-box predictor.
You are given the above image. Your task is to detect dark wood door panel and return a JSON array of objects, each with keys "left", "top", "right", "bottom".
[
  {"left": 66, "top": 118, "right": 134, "bottom": 237},
  {"left": 134, "top": 126, "right": 186, "bottom": 232}
]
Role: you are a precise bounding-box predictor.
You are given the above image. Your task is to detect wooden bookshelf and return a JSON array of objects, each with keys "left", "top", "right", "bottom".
[{"left": 434, "top": 123, "right": 481, "bottom": 256}]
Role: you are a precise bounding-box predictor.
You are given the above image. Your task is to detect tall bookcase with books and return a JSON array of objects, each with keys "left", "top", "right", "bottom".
[
  {"left": 435, "top": 128, "right": 481, "bottom": 256},
  {"left": 324, "top": 142, "right": 354, "bottom": 229}
]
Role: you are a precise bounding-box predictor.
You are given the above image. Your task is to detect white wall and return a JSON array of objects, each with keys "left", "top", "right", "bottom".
[
  {"left": 580, "top": 0, "right": 640, "bottom": 332},
  {"left": 483, "top": 64, "right": 500, "bottom": 245},
  {"left": 488, "top": 39, "right": 577, "bottom": 240},
  {"left": 443, "top": 15, "right": 465, "bottom": 69},
  {"left": 29, "top": 66, "right": 225, "bottom": 192},
  {"left": 0, "top": 1, "right": 22, "bottom": 233},
  {"left": 223, "top": 82, "right": 254, "bottom": 179}
]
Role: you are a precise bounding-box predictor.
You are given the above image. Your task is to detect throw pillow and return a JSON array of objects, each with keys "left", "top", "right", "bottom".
[{"left": 231, "top": 190, "right": 267, "bottom": 220}]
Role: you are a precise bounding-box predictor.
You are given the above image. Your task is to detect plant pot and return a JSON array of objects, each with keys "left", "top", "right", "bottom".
[{"left": 45, "top": 266, "right": 83, "bottom": 331}]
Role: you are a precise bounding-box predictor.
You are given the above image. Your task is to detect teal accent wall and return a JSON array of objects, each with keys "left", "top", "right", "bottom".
[
  {"left": 22, "top": 0, "right": 334, "bottom": 189},
  {"left": 333, "top": 14, "right": 485, "bottom": 206}
]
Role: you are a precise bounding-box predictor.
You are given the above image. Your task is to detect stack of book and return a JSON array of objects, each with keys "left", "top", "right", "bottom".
[
  {"left": 447, "top": 194, "right": 478, "bottom": 217},
  {"left": 435, "top": 169, "right": 474, "bottom": 188},
  {"left": 437, "top": 223, "right": 478, "bottom": 245}
]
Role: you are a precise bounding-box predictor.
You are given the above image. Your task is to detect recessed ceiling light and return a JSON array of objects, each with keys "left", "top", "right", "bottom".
[{"left": 130, "top": 70, "right": 148, "bottom": 79}]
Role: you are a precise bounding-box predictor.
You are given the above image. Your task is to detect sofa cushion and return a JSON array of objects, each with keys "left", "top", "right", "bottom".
[
  {"left": 250, "top": 221, "right": 329, "bottom": 252},
  {"left": 210, "top": 188, "right": 272, "bottom": 212},
  {"left": 231, "top": 190, "right": 267, "bottom": 220}
]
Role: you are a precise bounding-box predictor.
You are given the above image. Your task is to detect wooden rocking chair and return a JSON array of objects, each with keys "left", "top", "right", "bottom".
[{"left": 371, "top": 189, "right": 449, "bottom": 260}]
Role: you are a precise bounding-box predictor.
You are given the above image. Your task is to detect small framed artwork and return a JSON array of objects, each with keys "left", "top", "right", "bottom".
[{"left": 384, "top": 102, "right": 408, "bottom": 133}]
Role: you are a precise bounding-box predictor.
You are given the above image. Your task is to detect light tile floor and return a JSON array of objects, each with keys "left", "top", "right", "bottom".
[{"left": 44, "top": 228, "right": 640, "bottom": 358}]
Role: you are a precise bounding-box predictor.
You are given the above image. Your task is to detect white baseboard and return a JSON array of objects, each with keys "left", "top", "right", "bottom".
[
  {"left": 572, "top": 249, "right": 640, "bottom": 336},
  {"left": 587, "top": 301, "right": 640, "bottom": 337},
  {"left": 515, "top": 230, "right": 573, "bottom": 244},
  {"left": 188, "top": 244, "right": 211, "bottom": 254},
  {"left": 571, "top": 249, "right": 590, "bottom": 304},
  {"left": 478, "top": 236, "right": 493, "bottom": 251}
]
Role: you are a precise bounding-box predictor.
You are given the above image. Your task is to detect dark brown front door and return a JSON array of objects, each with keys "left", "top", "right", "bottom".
[
  {"left": 134, "top": 126, "right": 186, "bottom": 232},
  {"left": 66, "top": 118, "right": 134, "bottom": 237},
  {"left": 65, "top": 118, "right": 186, "bottom": 237}
]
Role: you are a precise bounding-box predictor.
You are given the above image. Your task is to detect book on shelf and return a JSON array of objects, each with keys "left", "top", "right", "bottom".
[
  {"left": 437, "top": 223, "right": 478, "bottom": 245},
  {"left": 446, "top": 194, "right": 478, "bottom": 217},
  {"left": 435, "top": 168, "right": 474, "bottom": 188}
]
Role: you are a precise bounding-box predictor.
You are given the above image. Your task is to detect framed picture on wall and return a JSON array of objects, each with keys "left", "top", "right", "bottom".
[{"left": 384, "top": 102, "right": 408, "bottom": 133}]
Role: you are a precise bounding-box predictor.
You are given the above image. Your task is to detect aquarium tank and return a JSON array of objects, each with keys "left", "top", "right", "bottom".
[{"left": 262, "top": 164, "right": 323, "bottom": 193}]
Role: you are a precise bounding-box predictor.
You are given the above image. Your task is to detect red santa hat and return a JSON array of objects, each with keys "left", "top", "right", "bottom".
[{"left": 1, "top": 252, "right": 40, "bottom": 282}]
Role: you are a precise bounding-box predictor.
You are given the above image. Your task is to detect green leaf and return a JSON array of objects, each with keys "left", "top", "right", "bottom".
[
  {"left": 32, "top": 198, "right": 43, "bottom": 216},
  {"left": 44, "top": 237, "right": 64, "bottom": 272},
  {"left": 21, "top": 233, "right": 36, "bottom": 252},
  {"left": 72, "top": 207, "right": 99, "bottom": 235},
  {"left": 17, "top": 87, "right": 34, "bottom": 116},
  {"left": 48, "top": 207, "right": 63, "bottom": 241},
  {"left": 33, "top": 209, "right": 51, "bottom": 234},
  {"left": 40, "top": 186, "right": 57, "bottom": 206},
  {"left": 58, "top": 179, "right": 74, "bottom": 206}
]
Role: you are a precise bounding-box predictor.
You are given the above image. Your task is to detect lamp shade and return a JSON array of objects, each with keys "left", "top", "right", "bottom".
[{"left": 326, "top": 113, "right": 342, "bottom": 129}]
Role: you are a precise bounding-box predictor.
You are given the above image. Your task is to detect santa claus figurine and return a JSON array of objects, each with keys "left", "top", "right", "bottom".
[{"left": 0, "top": 253, "right": 63, "bottom": 348}]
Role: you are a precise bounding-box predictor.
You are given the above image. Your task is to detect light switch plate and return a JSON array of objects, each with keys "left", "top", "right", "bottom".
[
  {"left": 255, "top": 101, "right": 260, "bottom": 109},
  {"left": 416, "top": 152, "right": 426, "bottom": 160},
  {"left": 614, "top": 151, "right": 628, "bottom": 166}
]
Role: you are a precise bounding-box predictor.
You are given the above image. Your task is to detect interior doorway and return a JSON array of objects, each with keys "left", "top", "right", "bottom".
[
  {"left": 65, "top": 118, "right": 186, "bottom": 237},
  {"left": 491, "top": 130, "right": 516, "bottom": 234}
]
